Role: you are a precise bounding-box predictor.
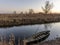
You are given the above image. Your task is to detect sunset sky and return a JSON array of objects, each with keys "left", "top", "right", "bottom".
[{"left": 0, "top": 0, "right": 60, "bottom": 13}]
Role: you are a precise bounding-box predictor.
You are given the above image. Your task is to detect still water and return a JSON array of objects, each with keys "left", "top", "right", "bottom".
[{"left": 0, "top": 22, "right": 60, "bottom": 42}]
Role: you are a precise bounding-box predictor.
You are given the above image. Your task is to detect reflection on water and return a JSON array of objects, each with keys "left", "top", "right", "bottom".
[
  {"left": 0, "top": 22, "right": 60, "bottom": 44},
  {"left": 44, "top": 24, "right": 52, "bottom": 31}
]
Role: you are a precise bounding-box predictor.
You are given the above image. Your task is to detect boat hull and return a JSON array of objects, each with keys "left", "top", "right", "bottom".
[
  {"left": 25, "top": 31, "right": 50, "bottom": 45},
  {"left": 27, "top": 33, "right": 50, "bottom": 44}
]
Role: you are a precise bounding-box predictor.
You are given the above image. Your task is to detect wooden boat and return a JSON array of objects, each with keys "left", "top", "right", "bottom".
[{"left": 23, "top": 30, "right": 50, "bottom": 45}]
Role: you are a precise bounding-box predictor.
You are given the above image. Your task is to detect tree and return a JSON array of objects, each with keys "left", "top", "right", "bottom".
[
  {"left": 29, "top": 9, "right": 34, "bottom": 14},
  {"left": 42, "top": 1, "right": 53, "bottom": 14},
  {"left": 20, "top": 11, "right": 23, "bottom": 14},
  {"left": 13, "top": 11, "right": 16, "bottom": 14}
]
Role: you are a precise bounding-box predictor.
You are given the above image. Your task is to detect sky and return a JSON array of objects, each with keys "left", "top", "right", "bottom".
[{"left": 0, "top": 0, "right": 60, "bottom": 13}]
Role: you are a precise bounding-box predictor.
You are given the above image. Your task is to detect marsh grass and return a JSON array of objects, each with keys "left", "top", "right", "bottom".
[{"left": 0, "top": 13, "right": 60, "bottom": 27}]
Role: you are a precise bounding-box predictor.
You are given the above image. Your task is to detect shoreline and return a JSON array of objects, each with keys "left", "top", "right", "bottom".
[{"left": 0, "top": 13, "right": 60, "bottom": 27}]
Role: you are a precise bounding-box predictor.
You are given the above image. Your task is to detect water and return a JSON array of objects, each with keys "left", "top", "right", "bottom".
[{"left": 0, "top": 22, "right": 60, "bottom": 43}]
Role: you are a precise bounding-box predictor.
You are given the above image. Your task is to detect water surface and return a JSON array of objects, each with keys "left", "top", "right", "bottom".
[{"left": 0, "top": 22, "right": 60, "bottom": 42}]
